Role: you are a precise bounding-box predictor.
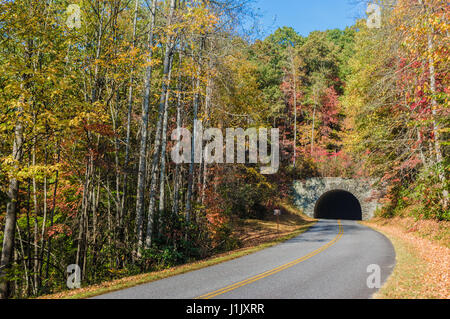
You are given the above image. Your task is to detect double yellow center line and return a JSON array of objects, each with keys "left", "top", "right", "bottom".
[{"left": 196, "top": 220, "right": 344, "bottom": 299}]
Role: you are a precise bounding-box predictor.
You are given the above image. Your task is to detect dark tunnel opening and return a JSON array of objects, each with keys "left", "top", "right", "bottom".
[{"left": 314, "top": 190, "right": 362, "bottom": 220}]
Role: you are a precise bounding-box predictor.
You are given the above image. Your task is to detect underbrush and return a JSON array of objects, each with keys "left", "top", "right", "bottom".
[{"left": 377, "top": 165, "right": 449, "bottom": 221}]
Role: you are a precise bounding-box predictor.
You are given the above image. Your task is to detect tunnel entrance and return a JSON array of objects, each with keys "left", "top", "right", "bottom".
[{"left": 314, "top": 190, "right": 362, "bottom": 220}]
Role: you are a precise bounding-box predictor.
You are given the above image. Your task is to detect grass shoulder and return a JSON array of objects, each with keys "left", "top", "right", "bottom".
[{"left": 362, "top": 217, "right": 449, "bottom": 299}]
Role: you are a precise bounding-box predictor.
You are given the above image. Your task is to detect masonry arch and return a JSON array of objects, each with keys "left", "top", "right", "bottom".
[
  {"left": 314, "top": 189, "right": 362, "bottom": 220},
  {"left": 293, "top": 178, "right": 380, "bottom": 220}
]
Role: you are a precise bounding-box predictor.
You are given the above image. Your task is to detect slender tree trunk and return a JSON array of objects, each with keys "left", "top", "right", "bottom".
[
  {"left": 172, "top": 66, "right": 184, "bottom": 216},
  {"left": 145, "top": 0, "right": 177, "bottom": 249},
  {"left": 135, "top": 0, "right": 157, "bottom": 255},
  {"left": 25, "top": 159, "right": 33, "bottom": 295},
  {"left": 186, "top": 38, "right": 205, "bottom": 220},
  {"left": 31, "top": 115, "right": 39, "bottom": 293},
  {"left": 122, "top": 0, "right": 139, "bottom": 242},
  {"left": 289, "top": 45, "right": 297, "bottom": 166},
  {"left": 311, "top": 105, "right": 316, "bottom": 156},
  {"left": 158, "top": 56, "right": 174, "bottom": 227},
  {"left": 38, "top": 135, "right": 48, "bottom": 290},
  {"left": 293, "top": 68, "right": 297, "bottom": 166},
  {"left": 423, "top": 3, "right": 448, "bottom": 207},
  {"left": 16, "top": 222, "right": 29, "bottom": 297},
  {"left": 186, "top": 77, "right": 200, "bottom": 221},
  {"left": 0, "top": 102, "right": 24, "bottom": 299},
  {"left": 45, "top": 145, "right": 60, "bottom": 279},
  {"left": 201, "top": 70, "right": 212, "bottom": 204},
  {"left": 76, "top": 153, "right": 92, "bottom": 277}
]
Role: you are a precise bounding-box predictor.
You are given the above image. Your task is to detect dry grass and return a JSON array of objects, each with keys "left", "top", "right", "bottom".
[
  {"left": 233, "top": 202, "right": 315, "bottom": 248},
  {"left": 364, "top": 217, "right": 450, "bottom": 299}
]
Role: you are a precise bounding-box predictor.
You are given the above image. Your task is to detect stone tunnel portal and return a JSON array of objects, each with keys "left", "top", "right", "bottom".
[{"left": 314, "top": 189, "right": 362, "bottom": 220}]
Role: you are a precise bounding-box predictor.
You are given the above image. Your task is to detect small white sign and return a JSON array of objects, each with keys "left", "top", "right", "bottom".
[{"left": 274, "top": 209, "right": 281, "bottom": 216}]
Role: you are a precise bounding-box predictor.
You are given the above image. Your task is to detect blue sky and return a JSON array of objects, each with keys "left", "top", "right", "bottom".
[{"left": 253, "top": 0, "right": 367, "bottom": 38}]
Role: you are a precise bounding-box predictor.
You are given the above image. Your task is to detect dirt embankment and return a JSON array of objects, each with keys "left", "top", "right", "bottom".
[{"left": 233, "top": 202, "right": 315, "bottom": 248}]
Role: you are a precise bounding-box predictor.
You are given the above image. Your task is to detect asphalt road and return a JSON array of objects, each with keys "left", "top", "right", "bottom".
[{"left": 94, "top": 219, "right": 396, "bottom": 299}]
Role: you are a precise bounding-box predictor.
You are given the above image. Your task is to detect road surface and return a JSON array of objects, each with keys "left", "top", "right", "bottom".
[{"left": 94, "top": 219, "right": 396, "bottom": 299}]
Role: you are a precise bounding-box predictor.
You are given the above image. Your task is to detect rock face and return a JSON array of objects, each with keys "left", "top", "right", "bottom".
[{"left": 293, "top": 178, "right": 380, "bottom": 221}]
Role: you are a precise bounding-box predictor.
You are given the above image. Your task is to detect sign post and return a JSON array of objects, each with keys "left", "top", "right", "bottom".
[{"left": 274, "top": 209, "right": 281, "bottom": 233}]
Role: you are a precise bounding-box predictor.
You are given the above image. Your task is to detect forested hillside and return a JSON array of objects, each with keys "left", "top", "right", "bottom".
[{"left": 0, "top": 0, "right": 447, "bottom": 298}]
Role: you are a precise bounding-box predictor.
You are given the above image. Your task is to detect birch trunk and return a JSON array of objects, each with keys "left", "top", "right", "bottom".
[
  {"left": 186, "top": 38, "right": 205, "bottom": 220},
  {"left": 0, "top": 102, "right": 24, "bottom": 299},
  {"left": 158, "top": 56, "right": 174, "bottom": 224},
  {"left": 172, "top": 69, "right": 184, "bottom": 216},
  {"left": 122, "top": 0, "right": 139, "bottom": 235},
  {"left": 135, "top": 0, "right": 157, "bottom": 254},
  {"left": 144, "top": 0, "right": 177, "bottom": 249}
]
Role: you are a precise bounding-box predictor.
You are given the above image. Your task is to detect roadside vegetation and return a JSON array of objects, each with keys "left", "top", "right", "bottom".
[{"left": 39, "top": 203, "right": 314, "bottom": 299}]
